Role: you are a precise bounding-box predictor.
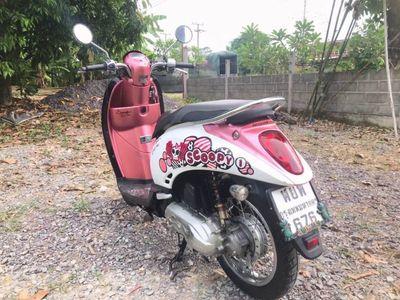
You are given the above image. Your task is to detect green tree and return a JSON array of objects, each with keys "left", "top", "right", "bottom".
[
  {"left": 189, "top": 46, "right": 206, "bottom": 65},
  {"left": 349, "top": 19, "right": 385, "bottom": 70},
  {"left": 0, "top": 0, "right": 163, "bottom": 105},
  {"left": 270, "top": 29, "right": 289, "bottom": 47},
  {"left": 269, "top": 29, "right": 290, "bottom": 74},
  {"left": 0, "top": 0, "right": 72, "bottom": 103},
  {"left": 229, "top": 23, "right": 271, "bottom": 74},
  {"left": 355, "top": 0, "right": 400, "bottom": 68},
  {"left": 154, "top": 38, "right": 181, "bottom": 61},
  {"left": 288, "top": 19, "right": 321, "bottom": 72}
]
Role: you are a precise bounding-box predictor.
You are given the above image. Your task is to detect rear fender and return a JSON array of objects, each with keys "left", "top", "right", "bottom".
[
  {"left": 292, "top": 230, "right": 323, "bottom": 259},
  {"left": 151, "top": 124, "right": 312, "bottom": 189}
]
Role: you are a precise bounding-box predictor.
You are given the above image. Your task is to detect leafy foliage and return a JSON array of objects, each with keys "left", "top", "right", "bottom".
[
  {"left": 153, "top": 38, "right": 206, "bottom": 65},
  {"left": 0, "top": 0, "right": 163, "bottom": 102},
  {"left": 227, "top": 14, "right": 388, "bottom": 76},
  {"left": 229, "top": 21, "right": 321, "bottom": 75},
  {"left": 229, "top": 23, "right": 271, "bottom": 74},
  {"left": 189, "top": 46, "right": 206, "bottom": 65},
  {"left": 154, "top": 38, "right": 182, "bottom": 62},
  {"left": 288, "top": 20, "right": 321, "bottom": 72},
  {"left": 349, "top": 19, "right": 385, "bottom": 70}
]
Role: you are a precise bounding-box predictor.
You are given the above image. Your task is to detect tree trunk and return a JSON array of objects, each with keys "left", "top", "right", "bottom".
[
  {"left": 36, "top": 63, "right": 46, "bottom": 88},
  {"left": 0, "top": 78, "right": 12, "bottom": 105},
  {"left": 388, "top": 0, "right": 400, "bottom": 69}
]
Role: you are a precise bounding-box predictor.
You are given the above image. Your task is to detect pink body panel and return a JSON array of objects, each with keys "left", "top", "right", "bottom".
[
  {"left": 203, "top": 120, "right": 288, "bottom": 172},
  {"left": 108, "top": 74, "right": 160, "bottom": 179}
]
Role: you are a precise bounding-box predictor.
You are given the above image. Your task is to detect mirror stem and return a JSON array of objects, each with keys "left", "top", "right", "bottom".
[
  {"left": 163, "top": 40, "right": 178, "bottom": 59},
  {"left": 90, "top": 42, "right": 110, "bottom": 59}
]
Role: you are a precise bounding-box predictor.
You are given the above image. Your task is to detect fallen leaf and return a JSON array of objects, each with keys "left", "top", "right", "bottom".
[
  {"left": 17, "top": 289, "right": 48, "bottom": 300},
  {"left": 87, "top": 244, "right": 96, "bottom": 255},
  {"left": 32, "top": 290, "right": 49, "bottom": 300},
  {"left": 358, "top": 251, "right": 387, "bottom": 264},
  {"left": 0, "top": 157, "right": 17, "bottom": 164},
  {"left": 128, "top": 285, "right": 141, "bottom": 295},
  {"left": 62, "top": 185, "right": 85, "bottom": 192},
  {"left": 17, "top": 289, "right": 31, "bottom": 300},
  {"left": 349, "top": 270, "right": 379, "bottom": 281},
  {"left": 355, "top": 153, "right": 365, "bottom": 159},
  {"left": 213, "top": 268, "right": 227, "bottom": 277},
  {"left": 361, "top": 181, "right": 373, "bottom": 186},
  {"left": 391, "top": 251, "right": 400, "bottom": 259},
  {"left": 365, "top": 293, "right": 376, "bottom": 300},
  {"left": 299, "top": 270, "right": 311, "bottom": 278}
]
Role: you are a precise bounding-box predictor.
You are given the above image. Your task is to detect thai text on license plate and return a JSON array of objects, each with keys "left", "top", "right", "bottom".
[{"left": 271, "top": 183, "right": 323, "bottom": 237}]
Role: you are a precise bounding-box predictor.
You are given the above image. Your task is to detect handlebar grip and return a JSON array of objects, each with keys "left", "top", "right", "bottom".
[
  {"left": 81, "top": 63, "right": 107, "bottom": 72},
  {"left": 176, "top": 63, "right": 194, "bottom": 69}
]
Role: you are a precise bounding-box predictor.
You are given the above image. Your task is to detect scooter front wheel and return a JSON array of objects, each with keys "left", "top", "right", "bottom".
[{"left": 217, "top": 199, "right": 298, "bottom": 299}]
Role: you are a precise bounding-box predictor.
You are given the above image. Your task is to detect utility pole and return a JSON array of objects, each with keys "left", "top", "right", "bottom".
[
  {"left": 383, "top": 0, "right": 398, "bottom": 139},
  {"left": 192, "top": 22, "right": 205, "bottom": 48},
  {"left": 288, "top": 52, "right": 296, "bottom": 114},
  {"left": 182, "top": 45, "right": 189, "bottom": 99},
  {"left": 303, "top": 0, "right": 307, "bottom": 21},
  {"left": 225, "top": 59, "right": 230, "bottom": 99}
]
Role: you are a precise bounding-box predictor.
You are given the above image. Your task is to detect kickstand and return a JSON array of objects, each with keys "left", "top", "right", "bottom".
[{"left": 168, "top": 236, "right": 187, "bottom": 280}]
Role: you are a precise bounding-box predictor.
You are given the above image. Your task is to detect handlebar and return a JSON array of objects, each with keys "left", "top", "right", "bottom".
[
  {"left": 80, "top": 61, "right": 132, "bottom": 77},
  {"left": 176, "top": 63, "right": 194, "bottom": 69},
  {"left": 81, "top": 63, "right": 107, "bottom": 72},
  {"left": 81, "top": 60, "right": 194, "bottom": 75},
  {"left": 151, "top": 61, "right": 194, "bottom": 72}
]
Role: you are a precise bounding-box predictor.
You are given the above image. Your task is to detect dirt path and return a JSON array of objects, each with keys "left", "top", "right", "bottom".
[{"left": 1, "top": 98, "right": 400, "bottom": 299}]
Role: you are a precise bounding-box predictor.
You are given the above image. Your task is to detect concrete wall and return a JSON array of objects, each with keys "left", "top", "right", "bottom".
[
  {"left": 187, "top": 70, "right": 400, "bottom": 128},
  {"left": 154, "top": 74, "right": 182, "bottom": 93}
]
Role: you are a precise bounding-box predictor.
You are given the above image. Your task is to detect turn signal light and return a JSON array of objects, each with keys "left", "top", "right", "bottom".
[{"left": 258, "top": 131, "right": 304, "bottom": 175}]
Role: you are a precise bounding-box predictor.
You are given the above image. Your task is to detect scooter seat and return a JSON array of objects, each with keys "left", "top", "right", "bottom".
[{"left": 153, "top": 99, "right": 275, "bottom": 138}]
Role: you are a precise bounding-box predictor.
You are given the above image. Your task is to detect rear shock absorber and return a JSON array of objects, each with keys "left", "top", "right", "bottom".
[{"left": 211, "top": 173, "right": 228, "bottom": 226}]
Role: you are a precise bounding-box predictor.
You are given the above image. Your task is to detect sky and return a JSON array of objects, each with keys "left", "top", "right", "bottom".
[{"left": 147, "top": 0, "right": 355, "bottom": 52}]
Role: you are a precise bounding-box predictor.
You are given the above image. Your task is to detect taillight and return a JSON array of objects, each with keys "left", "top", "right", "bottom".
[
  {"left": 304, "top": 236, "right": 320, "bottom": 250},
  {"left": 258, "top": 131, "right": 304, "bottom": 175}
]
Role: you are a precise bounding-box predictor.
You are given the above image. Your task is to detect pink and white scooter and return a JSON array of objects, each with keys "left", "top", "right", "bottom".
[{"left": 73, "top": 24, "right": 330, "bottom": 299}]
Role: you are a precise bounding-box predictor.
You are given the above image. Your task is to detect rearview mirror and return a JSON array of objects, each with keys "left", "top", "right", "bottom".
[
  {"left": 73, "top": 24, "right": 93, "bottom": 44},
  {"left": 175, "top": 25, "right": 193, "bottom": 44}
]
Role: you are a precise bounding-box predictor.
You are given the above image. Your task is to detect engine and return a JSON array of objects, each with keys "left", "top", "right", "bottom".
[{"left": 165, "top": 202, "right": 252, "bottom": 257}]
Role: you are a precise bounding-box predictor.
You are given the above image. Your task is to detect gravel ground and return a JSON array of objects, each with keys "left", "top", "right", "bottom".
[{"left": 1, "top": 96, "right": 400, "bottom": 299}]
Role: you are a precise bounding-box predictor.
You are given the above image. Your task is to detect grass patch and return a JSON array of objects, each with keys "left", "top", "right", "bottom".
[
  {"left": 165, "top": 93, "right": 183, "bottom": 102},
  {"left": 0, "top": 123, "right": 12, "bottom": 143},
  {"left": 356, "top": 221, "right": 375, "bottom": 232},
  {"left": 0, "top": 202, "right": 38, "bottom": 233},
  {"left": 73, "top": 198, "right": 90, "bottom": 212},
  {"left": 48, "top": 273, "right": 77, "bottom": 293},
  {"left": 164, "top": 93, "right": 201, "bottom": 105},
  {"left": 337, "top": 246, "right": 353, "bottom": 258},
  {"left": 184, "top": 96, "right": 201, "bottom": 104},
  {"left": 55, "top": 127, "right": 69, "bottom": 147}
]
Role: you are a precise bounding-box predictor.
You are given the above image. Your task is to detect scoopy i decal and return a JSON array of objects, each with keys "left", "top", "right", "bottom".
[{"left": 159, "top": 136, "right": 254, "bottom": 175}]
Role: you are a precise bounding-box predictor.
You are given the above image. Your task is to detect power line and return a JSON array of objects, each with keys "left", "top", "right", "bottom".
[{"left": 192, "top": 22, "right": 205, "bottom": 48}]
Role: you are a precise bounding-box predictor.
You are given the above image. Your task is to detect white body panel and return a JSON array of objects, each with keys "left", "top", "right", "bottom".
[{"left": 151, "top": 124, "right": 313, "bottom": 189}]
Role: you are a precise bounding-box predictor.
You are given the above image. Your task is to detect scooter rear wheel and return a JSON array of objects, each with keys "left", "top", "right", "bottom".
[{"left": 217, "top": 198, "right": 298, "bottom": 300}]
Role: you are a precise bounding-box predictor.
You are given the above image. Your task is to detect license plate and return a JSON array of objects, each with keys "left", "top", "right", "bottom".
[{"left": 271, "top": 183, "right": 323, "bottom": 238}]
